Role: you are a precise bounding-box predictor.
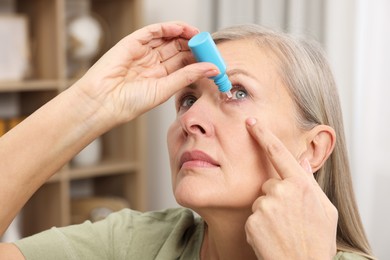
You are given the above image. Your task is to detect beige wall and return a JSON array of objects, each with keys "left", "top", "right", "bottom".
[{"left": 143, "top": 0, "right": 213, "bottom": 211}]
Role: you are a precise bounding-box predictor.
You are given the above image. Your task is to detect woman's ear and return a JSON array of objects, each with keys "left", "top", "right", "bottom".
[{"left": 299, "top": 125, "right": 336, "bottom": 172}]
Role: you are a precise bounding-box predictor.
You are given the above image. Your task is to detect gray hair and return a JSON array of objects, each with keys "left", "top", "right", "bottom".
[{"left": 213, "top": 24, "right": 373, "bottom": 258}]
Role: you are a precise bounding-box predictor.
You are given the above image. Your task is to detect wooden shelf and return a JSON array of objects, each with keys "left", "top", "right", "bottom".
[
  {"left": 0, "top": 0, "right": 146, "bottom": 238},
  {"left": 45, "top": 171, "right": 64, "bottom": 183},
  {"left": 68, "top": 160, "right": 139, "bottom": 180},
  {"left": 0, "top": 79, "right": 61, "bottom": 92}
]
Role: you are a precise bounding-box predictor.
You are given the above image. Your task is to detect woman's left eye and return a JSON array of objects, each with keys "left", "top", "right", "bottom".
[{"left": 230, "top": 86, "right": 248, "bottom": 100}]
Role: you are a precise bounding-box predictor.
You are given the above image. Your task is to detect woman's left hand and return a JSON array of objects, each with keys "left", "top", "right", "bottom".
[{"left": 244, "top": 118, "right": 338, "bottom": 260}]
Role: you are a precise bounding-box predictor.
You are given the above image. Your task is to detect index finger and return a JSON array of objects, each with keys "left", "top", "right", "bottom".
[
  {"left": 245, "top": 117, "right": 306, "bottom": 179},
  {"left": 131, "top": 21, "right": 200, "bottom": 45}
]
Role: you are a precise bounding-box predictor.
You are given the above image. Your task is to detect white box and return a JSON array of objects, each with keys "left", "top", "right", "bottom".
[{"left": 0, "top": 15, "right": 30, "bottom": 81}]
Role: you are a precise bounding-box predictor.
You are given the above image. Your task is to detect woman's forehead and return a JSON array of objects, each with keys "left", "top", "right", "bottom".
[{"left": 218, "top": 40, "right": 279, "bottom": 77}]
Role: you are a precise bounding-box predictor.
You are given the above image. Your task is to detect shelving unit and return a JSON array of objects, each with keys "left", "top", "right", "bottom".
[{"left": 0, "top": 0, "right": 146, "bottom": 238}]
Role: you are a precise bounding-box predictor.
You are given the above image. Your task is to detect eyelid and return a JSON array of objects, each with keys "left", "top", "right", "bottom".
[
  {"left": 176, "top": 90, "right": 197, "bottom": 110},
  {"left": 228, "top": 84, "right": 251, "bottom": 101}
]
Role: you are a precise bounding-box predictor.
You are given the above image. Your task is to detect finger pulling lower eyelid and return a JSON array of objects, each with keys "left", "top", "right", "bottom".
[{"left": 246, "top": 118, "right": 257, "bottom": 126}]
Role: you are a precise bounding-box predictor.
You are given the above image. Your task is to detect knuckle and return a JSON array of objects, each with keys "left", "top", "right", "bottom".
[
  {"left": 251, "top": 197, "right": 266, "bottom": 212},
  {"left": 262, "top": 178, "right": 288, "bottom": 198},
  {"left": 245, "top": 213, "right": 260, "bottom": 235},
  {"left": 270, "top": 181, "right": 284, "bottom": 196},
  {"left": 254, "top": 197, "right": 275, "bottom": 214},
  {"left": 251, "top": 198, "right": 260, "bottom": 212}
]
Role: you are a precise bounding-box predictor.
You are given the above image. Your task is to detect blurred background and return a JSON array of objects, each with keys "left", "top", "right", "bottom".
[{"left": 0, "top": 0, "right": 389, "bottom": 258}]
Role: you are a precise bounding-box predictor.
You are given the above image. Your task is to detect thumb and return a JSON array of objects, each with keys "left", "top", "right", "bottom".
[{"left": 158, "top": 62, "right": 219, "bottom": 100}]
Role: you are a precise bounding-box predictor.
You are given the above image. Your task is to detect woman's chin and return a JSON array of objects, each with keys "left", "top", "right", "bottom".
[
  {"left": 173, "top": 174, "right": 260, "bottom": 210},
  {"left": 174, "top": 183, "right": 216, "bottom": 209}
]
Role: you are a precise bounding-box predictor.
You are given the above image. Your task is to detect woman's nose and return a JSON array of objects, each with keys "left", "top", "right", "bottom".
[{"left": 179, "top": 102, "right": 215, "bottom": 138}]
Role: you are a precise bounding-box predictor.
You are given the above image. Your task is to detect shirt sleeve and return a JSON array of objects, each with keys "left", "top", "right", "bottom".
[
  {"left": 13, "top": 208, "right": 136, "bottom": 260},
  {"left": 13, "top": 208, "right": 201, "bottom": 260}
]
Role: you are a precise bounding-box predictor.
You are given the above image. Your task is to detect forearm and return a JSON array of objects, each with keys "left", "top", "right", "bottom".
[
  {"left": 0, "top": 21, "right": 212, "bottom": 236},
  {"left": 0, "top": 82, "right": 115, "bottom": 235}
]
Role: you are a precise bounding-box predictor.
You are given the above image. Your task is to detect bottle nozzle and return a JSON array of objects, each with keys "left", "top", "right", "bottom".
[{"left": 225, "top": 90, "right": 232, "bottom": 99}]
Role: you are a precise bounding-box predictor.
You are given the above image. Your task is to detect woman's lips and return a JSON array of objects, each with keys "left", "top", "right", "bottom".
[{"left": 179, "top": 150, "right": 220, "bottom": 169}]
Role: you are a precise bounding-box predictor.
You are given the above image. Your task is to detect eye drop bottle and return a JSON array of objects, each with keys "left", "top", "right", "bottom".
[{"left": 188, "top": 32, "right": 232, "bottom": 98}]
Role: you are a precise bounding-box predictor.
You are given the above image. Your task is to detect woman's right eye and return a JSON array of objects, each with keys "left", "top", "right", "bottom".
[{"left": 179, "top": 95, "right": 197, "bottom": 109}]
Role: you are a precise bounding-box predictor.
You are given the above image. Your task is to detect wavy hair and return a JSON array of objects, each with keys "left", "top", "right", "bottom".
[{"left": 212, "top": 24, "right": 374, "bottom": 259}]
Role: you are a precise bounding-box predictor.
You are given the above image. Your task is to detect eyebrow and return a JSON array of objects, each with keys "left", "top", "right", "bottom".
[
  {"left": 226, "top": 68, "right": 255, "bottom": 78},
  {"left": 184, "top": 68, "right": 256, "bottom": 91}
]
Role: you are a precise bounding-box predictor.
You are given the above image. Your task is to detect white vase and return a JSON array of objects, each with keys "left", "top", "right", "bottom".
[{"left": 72, "top": 137, "right": 102, "bottom": 167}]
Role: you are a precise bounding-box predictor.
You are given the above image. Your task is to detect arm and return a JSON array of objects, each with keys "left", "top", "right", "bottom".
[
  {"left": 0, "top": 21, "right": 218, "bottom": 236},
  {"left": 0, "top": 82, "right": 112, "bottom": 235},
  {"left": 0, "top": 244, "right": 24, "bottom": 259}
]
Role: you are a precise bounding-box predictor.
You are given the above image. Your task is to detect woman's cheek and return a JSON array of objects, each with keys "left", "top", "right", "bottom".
[{"left": 167, "top": 123, "right": 181, "bottom": 168}]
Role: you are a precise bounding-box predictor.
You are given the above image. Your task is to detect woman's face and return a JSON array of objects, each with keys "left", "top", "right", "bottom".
[{"left": 167, "top": 39, "right": 306, "bottom": 211}]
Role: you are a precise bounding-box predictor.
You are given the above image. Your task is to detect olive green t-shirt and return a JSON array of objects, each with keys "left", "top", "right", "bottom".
[{"left": 14, "top": 208, "right": 367, "bottom": 259}]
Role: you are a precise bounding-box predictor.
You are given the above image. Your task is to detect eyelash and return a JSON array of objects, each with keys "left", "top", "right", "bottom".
[
  {"left": 229, "top": 84, "right": 249, "bottom": 101},
  {"left": 176, "top": 92, "right": 196, "bottom": 111},
  {"left": 176, "top": 84, "right": 249, "bottom": 111}
]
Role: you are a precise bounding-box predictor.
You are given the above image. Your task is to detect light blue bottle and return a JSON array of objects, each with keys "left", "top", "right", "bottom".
[{"left": 188, "top": 32, "right": 232, "bottom": 98}]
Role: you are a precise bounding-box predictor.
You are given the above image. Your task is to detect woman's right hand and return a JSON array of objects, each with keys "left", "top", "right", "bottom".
[
  {"left": 75, "top": 21, "right": 219, "bottom": 125},
  {"left": 0, "top": 22, "right": 219, "bottom": 240}
]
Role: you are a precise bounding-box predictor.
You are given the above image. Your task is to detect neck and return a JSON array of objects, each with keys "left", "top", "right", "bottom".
[{"left": 199, "top": 208, "right": 258, "bottom": 260}]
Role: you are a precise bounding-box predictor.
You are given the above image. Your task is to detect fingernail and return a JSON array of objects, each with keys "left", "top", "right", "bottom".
[
  {"left": 246, "top": 118, "right": 257, "bottom": 126},
  {"left": 303, "top": 158, "right": 312, "bottom": 173},
  {"left": 204, "top": 69, "right": 218, "bottom": 78}
]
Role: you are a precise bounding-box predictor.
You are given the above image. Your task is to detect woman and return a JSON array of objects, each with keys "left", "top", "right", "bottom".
[{"left": 0, "top": 22, "right": 373, "bottom": 259}]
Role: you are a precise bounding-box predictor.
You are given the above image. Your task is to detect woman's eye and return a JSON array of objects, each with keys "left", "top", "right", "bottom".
[
  {"left": 231, "top": 86, "right": 248, "bottom": 100},
  {"left": 180, "top": 95, "right": 197, "bottom": 108}
]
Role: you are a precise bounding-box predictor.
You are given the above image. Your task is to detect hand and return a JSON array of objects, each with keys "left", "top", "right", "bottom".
[
  {"left": 244, "top": 118, "right": 338, "bottom": 260},
  {"left": 75, "top": 21, "right": 218, "bottom": 124}
]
